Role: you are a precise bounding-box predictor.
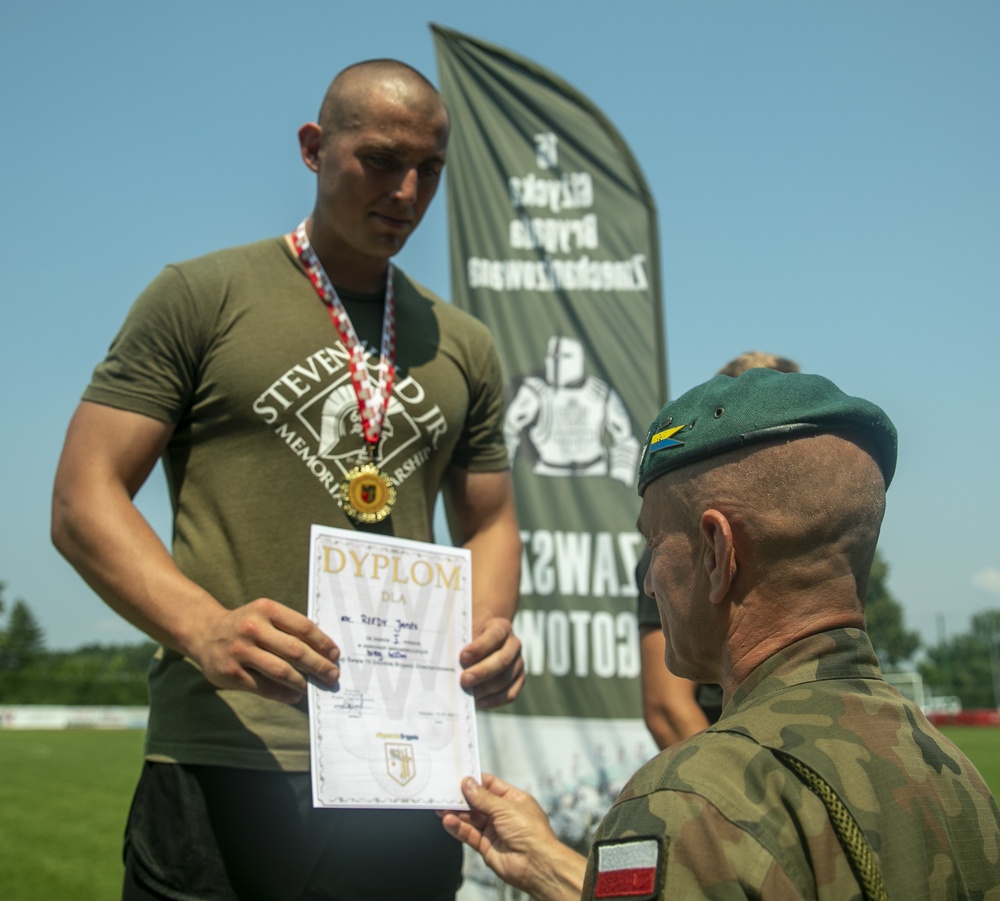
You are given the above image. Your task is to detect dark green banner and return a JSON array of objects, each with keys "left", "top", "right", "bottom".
[
  {"left": 433, "top": 30, "right": 667, "bottom": 893},
  {"left": 433, "top": 25, "right": 667, "bottom": 719}
]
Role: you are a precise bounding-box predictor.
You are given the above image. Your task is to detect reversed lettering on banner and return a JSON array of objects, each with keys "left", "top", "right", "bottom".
[
  {"left": 515, "top": 608, "right": 641, "bottom": 680},
  {"left": 513, "top": 528, "right": 645, "bottom": 680},
  {"left": 464, "top": 133, "right": 649, "bottom": 295},
  {"left": 519, "top": 529, "right": 643, "bottom": 598}
]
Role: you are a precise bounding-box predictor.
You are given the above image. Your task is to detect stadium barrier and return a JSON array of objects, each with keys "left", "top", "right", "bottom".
[{"left": 0, "top": 705, "right": 149, "bottom": 729}]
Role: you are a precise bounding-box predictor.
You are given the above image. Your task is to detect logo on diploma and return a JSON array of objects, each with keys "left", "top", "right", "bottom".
[{"left": 385, "top": 742, "right": 416, "bottom": 786}]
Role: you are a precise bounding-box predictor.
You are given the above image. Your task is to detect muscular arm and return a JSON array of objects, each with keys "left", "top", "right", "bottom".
[
  {"left": 640, "top": 625, "right": 710, "bottom": 749},
  {"left": 445, "top": 467, "right": 524, "bottom": 708},
  {"left": 51, "top": 401, "right": 340, "bottom": 703}
]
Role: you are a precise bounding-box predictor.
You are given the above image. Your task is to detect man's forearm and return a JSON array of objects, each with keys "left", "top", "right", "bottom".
[
  {"left": 465, "top": 516, "right": 521, "bottom": 627},
  {"left": 52, "top": 477, "right": 223, "bottom": 656},
  {"left": 523, "top": 841, "right": 587, "bottom": 901}
]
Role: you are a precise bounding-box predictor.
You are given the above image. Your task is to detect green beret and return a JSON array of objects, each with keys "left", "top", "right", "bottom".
[{"left": 637, "top": 369, "right": 897, "bottom": 495}]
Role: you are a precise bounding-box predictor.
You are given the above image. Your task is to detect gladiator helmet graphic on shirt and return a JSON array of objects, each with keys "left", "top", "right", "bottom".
[{"left": 318, "top": 382, "right": 396, "bottom": 458}]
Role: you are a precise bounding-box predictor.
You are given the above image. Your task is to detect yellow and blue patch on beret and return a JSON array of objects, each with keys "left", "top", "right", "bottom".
[{"left": 647, "top": 425, "right": 686, "bottom": 451}]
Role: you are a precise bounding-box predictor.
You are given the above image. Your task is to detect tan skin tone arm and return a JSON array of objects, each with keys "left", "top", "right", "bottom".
[
  {"left": 445, "top": 467, "right": 525, "bottom": 708},
  {"left": 639, "top": 625, "right": 711, "bottom": 749},
  {"left": 51, "top": 401, "right": 340, "bottom": 704},
  {"left": 440, "top": 773, "right": 586, "bottom": 901}
]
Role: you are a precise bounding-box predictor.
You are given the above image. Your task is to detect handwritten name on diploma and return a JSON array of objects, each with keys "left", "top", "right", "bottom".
[
  {"left": 341, "top": 614, "right": 421, "bottom": 662},
  {"left": 340, "top": 614, "right": 419, "bottom": 631}
]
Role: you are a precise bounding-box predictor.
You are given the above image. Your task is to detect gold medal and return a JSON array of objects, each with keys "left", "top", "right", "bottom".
[{"left": 340, "top": 463, "right": 396, "bottom": 523}]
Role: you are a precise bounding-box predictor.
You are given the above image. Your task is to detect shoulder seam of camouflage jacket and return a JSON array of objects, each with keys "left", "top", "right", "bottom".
[{"left": 613, "top": 729, "right": 828, "bottom": 884}]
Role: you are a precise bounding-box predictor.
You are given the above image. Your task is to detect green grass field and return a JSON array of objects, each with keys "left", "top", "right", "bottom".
[
  {"left": 1, "top": 727, "right": 998, "bottom": 900},
  {"left": 0, "top": 730, "right": 144, "bottom": 900},
  {"left": 940, "top": 726, "right": 1000, "bottom": 799}
]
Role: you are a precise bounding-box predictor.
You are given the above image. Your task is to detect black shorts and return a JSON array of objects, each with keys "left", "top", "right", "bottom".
[{"left": 122, "top": 762, "right": 462, "bottom": 901}]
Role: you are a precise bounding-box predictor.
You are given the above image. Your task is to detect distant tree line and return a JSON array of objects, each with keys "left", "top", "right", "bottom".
[
  {"left": 861, "top": 555, "right": 1000, "bottom": 709},
  {"left": 865, "top": 550, "right": 921, "bottom": 666},
  {"left": 918, "top": 609, "right": 1000, "bottom": 710},
  {"left": 0, "top": 580, "right": 155, "bottom": 705},
  {"left": 2, "top": 557, "right": 999, "bottom": 708}
]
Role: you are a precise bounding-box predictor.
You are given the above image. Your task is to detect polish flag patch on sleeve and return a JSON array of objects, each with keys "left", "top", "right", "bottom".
[{"left": 591, "top": 836, "right": 663, "bottom": 899}]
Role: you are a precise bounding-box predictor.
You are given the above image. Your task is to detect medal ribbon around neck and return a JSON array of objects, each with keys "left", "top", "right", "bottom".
[
  {"left": 290, "top": 220, "right": 397, "bottom": 523},
  {"left": 290, "top": 220, "right": 396, "bottom": 452}
]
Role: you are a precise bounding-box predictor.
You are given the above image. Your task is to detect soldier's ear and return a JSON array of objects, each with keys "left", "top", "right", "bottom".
[
  {"left": 700, "top": 509, "right": 735, "bottom": 605},
  {"left": 298, "top": 122, "right": 323, "bottom": 173}
]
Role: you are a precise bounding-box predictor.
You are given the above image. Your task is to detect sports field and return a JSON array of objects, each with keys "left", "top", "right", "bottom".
[{"left": 1, "top": 726, "right": 998, "bottom": 900}]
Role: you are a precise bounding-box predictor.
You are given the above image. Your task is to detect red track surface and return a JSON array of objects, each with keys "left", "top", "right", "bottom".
[{"left": 927, "top": 709, "right": 1000, "bottom": 727}]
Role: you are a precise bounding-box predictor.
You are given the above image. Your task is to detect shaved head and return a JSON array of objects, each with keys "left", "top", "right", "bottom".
[
  {"left": 296, "top": 58, "right": 451, "bottom": 289},
  {"left": 646, "top": 433, "right": 886, "bottom": 601},
  {"left": 318, "top": 59, "right": 449, "bottom": 140}
]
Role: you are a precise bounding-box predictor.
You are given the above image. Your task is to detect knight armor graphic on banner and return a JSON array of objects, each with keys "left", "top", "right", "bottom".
[
  {"left": 432, "top": 26, "right": 668, "bottom": 899},
  {"left": 505, "top": 336, "right": 640, "bottom": 483}
]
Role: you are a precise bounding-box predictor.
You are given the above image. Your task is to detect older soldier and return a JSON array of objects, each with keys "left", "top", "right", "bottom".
[
  {"left": 637, "top": 350, "right": 801, "bottom": 748},
  {"left": 441, "top": 368, "right": 1000, "bottom": 899}
]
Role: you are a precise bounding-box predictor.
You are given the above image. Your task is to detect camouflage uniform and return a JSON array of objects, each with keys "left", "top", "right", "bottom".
[{"left": 582, "top": 628, "right": 1000, "bottom": 899}]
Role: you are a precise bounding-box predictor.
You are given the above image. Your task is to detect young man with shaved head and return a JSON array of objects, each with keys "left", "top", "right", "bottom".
[
  {"left": 52, "top": 60, "right": 522, "bottom": 901},
  {"left": 442, "top": 369, "right": 1000, "bottom": 900}
]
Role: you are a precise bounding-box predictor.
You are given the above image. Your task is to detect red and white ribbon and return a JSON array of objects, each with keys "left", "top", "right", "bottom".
[{"left": 290, "top": 220, "right": 396, "bottom": 451}]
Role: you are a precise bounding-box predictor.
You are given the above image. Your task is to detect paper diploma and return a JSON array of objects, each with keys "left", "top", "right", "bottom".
[{"left": 307, "top": 524, "right": 480, "bottom": 809}]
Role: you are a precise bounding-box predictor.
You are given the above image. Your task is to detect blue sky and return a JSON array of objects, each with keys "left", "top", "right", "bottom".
[{"left": 1, "top": 0, "right": 997, "bottom": 654}]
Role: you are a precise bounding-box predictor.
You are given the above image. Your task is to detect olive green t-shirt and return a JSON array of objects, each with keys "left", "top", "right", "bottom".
[{"left": 85, "top": 237, "right": 508, "bottom": 769}]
